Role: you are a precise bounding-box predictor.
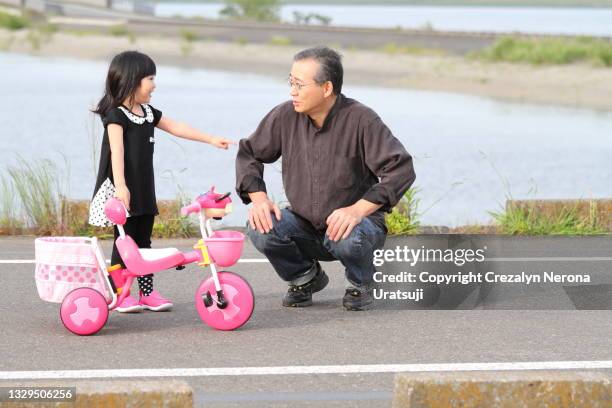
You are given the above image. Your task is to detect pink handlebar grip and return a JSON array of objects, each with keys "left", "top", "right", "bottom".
[{"left": 181, "top": 202, "right": 201, "bottom": 216}]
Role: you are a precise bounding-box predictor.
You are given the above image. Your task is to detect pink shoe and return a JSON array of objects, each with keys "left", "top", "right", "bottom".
[
  {"left": 139, "top": 290, "right": 173, "bottom": 312},
  {"left": 115, "top": 295, "right": 143, "bottom": 313}
]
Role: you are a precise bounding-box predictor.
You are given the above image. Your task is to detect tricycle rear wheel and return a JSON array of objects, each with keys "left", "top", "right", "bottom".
[{"left": 60, "top": 288, "right": 109, "bottom": 335}]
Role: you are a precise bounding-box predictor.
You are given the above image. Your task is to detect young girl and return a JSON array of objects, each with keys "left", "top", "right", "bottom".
[{"left": 89, "top": 50, "right": 233, "bottom": 313}]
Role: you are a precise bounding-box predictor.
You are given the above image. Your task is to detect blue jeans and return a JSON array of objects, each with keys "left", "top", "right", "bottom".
[{"left": 246, "top": 208, "right": 386, "bottom": 287}]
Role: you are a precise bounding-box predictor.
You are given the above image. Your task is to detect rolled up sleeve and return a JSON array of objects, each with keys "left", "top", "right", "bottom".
[
  {"left": 235, "top": 106, "right": 283, "bottom": 204},
  {"left": 361, "top": 117, "right": 416, "bottom": 212}
]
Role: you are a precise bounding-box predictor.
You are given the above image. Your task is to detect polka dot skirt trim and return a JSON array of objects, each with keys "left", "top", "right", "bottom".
[{"left": 88, "top": 178, "right": 115, "bottom": 227}]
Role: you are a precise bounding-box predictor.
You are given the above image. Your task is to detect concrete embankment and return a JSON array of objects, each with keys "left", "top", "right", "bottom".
[
  {"left": 0, "top": 381, "right": 193, "bottom": 407},
  {"left": 393, "top": 370, "right": 612, "bottom": 407}
]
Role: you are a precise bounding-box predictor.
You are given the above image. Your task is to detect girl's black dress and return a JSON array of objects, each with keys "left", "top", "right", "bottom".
[
  {"left": 92, "top": 104, "right": 163, "bottom": 285},
  {"left": 92, "top": 103, "right": 162, "bottom": 216}
]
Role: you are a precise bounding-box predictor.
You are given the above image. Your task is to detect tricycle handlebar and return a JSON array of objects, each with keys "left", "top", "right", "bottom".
[{"left": 181, "top": 202, "right": 201, "bottom": 216}]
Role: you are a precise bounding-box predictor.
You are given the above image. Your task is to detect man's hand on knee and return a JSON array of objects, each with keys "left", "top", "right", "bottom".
[
  {"left": 248, "top": 192, "right": 282, "bottom": 234},
  {"left": 326, "top": 199, "right": 383, "bottom": 241},
  {"left": 325, "top": 205, "right": 364, "bottom": 242}
]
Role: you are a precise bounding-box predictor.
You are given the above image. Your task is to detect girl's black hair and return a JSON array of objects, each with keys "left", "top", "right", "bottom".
[{"left": 93, "top": 50, "right": 157, "bottom": 117}]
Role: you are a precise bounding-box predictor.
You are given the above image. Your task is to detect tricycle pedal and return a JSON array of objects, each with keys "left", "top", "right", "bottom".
[
  {"left": 216, "top": 290, "right": 228, "bottom": 309},
  {"left": 202, "top": 291, "right": 213, "bottom": 307}
]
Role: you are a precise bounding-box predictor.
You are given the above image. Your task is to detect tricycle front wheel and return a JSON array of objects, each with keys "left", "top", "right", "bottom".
[{"left": 195, "top": 272, "right": 254, "bottom": 331}]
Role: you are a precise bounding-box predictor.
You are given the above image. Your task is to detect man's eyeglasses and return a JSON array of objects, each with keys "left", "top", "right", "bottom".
[{"left": 287, "top": 77, "right": 319, "bottom": 91}]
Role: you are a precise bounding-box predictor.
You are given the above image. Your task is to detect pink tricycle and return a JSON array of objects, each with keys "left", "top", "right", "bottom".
[{"left": 34, "top": 187, "right": 254, "bottom": 335}]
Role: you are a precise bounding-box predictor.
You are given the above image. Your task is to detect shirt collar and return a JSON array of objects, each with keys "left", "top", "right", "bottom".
[
  {"left": 305, "top": 93, "right": 344, "bottom": 132},
  {"left": 319, "top": 93, "right": 344, "bottom": 131}
]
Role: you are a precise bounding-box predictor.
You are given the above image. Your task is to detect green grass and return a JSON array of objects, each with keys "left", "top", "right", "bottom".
[
  {"left": 159, "top": 0, "right": 612, "bottom": 6},
  {"left": 268, "top": 35, "right": 291, "bottom": 46},
  {"left": 180, "top": 29, "right": 197, "bottom": 56},
  {"left": 109, "top": 25, "right": 130, "bottom": 37},
  {"left": 474, "top": 36, "right": 612, "bottom": 67},
  {"left": 180, "top": 29, "right": 197, "bottom": 42},
  {"left": 39, "top": 23, "right": 58, "bottom": 35},
  {"left": 234, "top": 36, "right": 248, "bottom": 45},
  {"left": 482, "top": 149, "right": 607, "bottom": 235},
  {"left": 281, "top": 0, "right": 612, "bottom": 5},
  {"left": 64, "top": 29, "right": 97, "bottom": 37},
  {"left": 108, "top": 25, "right": 136, "bottom": 43},
  {"left": 220, "top": 0, "right": 281, "bottom": 22},
  {"left": 489, "top": 201, "right": 605, "bottom": 235},
  {"left": 385, "top": 188, "right": 421, "bottom": 235},
  {"left": 380, "top": 42, "right": 446, "bottom": 56},
  {"left": 0, "top": 10, "right": 29, "bottom": 30}
]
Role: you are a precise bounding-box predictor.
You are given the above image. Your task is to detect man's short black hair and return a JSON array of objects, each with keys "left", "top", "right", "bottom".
[{"left": 293, "top": 46, "right": 343, "bottom": 95}]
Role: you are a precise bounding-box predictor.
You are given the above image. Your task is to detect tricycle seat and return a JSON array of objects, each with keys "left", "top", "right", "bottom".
[
  {"left": 116, "top": 235, "right": 185, "bottom": 276},
  {"left": 140, "top": 248, "right": 181, "bottom": 261}
]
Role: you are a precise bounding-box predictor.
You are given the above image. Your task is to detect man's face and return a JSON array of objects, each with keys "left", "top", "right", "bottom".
[{"left": 289, "top": 59, "right": 328, "bottom": 114}]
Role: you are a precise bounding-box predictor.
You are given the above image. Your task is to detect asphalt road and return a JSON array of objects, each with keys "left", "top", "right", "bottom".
[{"left": 1, "top": 235, "right": 611, "bottom": 407}]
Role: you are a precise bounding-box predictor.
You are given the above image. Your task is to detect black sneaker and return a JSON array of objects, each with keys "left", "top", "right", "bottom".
[
  {"left": 342, "top": 286, "right": 374, "bottom": 311},
  {"left": 282, "top": 264, "right": 329, "bottom": 307}
]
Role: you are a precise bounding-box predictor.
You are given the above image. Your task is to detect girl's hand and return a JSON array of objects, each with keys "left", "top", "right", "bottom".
[
  {"left": 210, "top": 136, "right": 235, "bottom": 150},
  {"left": 114, "top": 185, "right": 131, "bottom": 212}
]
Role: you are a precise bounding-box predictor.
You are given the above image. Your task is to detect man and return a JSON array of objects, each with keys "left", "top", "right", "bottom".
[{"left": 235, "top": 46, "right": 416, "bottom": 311}]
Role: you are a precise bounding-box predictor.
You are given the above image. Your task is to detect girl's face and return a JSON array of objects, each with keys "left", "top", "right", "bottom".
[{"left": 134, "top": 75, "right": 156, "bottom": 104}]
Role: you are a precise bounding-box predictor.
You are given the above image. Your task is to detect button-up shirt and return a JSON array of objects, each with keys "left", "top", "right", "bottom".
[{"left": 235, "top": 93, "right": 416, "bottom": 231}]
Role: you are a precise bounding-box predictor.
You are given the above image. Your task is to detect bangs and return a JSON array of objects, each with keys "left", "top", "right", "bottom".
[{"left": 137, "top": 53, "right": 157, "bottom": 78}]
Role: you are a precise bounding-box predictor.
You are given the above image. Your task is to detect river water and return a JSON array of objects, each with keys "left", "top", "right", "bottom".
[{"left": 1, "top": 52, "right": 610, "bottom": 227}]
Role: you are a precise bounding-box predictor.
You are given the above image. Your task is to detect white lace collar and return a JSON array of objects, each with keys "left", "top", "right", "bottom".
[{"left": 118, "top": 104, "right": 154, "bottom": 125}]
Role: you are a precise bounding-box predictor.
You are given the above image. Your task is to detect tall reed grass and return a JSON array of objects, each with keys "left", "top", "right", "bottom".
[
  {"left": 490, "top": 200, "right": 605, "bottom": 235},
  {"left": 5, "top": 158, "right": 66, "bottom": 235}
]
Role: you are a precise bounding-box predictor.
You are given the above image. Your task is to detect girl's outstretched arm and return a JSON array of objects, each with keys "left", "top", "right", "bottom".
[
  {"left": 157, "top": 117, "right": 235, "bottom": 149},
  {"left": 108, "top": 124, "right": 131, "bottom": 211}
]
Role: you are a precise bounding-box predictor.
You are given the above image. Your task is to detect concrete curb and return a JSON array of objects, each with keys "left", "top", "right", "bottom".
[
  {"left": 393, "top": 370, "right": 612, "bottom": 407},
  {"left": 0, "top": 380, "right": 193, "bottom": 407}
]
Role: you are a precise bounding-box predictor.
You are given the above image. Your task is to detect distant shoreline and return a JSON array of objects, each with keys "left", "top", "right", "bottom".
[
  {"left": 155, "top": 0, "right": 612, "bottom": 8},
  {"left": 2, "top": 28, "right": 612, "bottom": 111}
]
